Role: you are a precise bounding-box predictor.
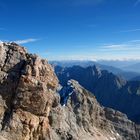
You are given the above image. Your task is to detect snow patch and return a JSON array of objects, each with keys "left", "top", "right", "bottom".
[
  {"left": 116, "top": 133, "right": 120, "bottom": 136},
  {"left": 110, "top": 137, "right": 116, "bottom": 140}
]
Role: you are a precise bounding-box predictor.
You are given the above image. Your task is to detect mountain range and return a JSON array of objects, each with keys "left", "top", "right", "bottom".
[
  {"left": 50, "top": 60, "right": 140, "bottom": 81},
  {"left": 122, "top": 63, "right": 140, "bottom": 73},
  {"left": 54, "top": 65, "right": 140, "bottom": 123}
]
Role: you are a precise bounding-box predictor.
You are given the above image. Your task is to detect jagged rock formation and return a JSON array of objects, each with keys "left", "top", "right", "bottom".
[
  {"left": 0, "top": 42, "right": 140, "bottom": 140},
  {"left": 0, "top": 42, "right": 58, "bottom": 140},
  {"left": 54, "top": 65, "right": 140, "bottom": 123},
  {"left": 49, "top": 80, "right": 140, "bottom": 140}
]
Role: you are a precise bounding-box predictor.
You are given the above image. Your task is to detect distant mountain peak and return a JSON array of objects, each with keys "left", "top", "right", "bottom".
[
  {"left": 55, "top": 64, "right": 140, "bottom": 123},
  {"left": 92, "top": 65, "right": 102, "bottom": 76}
]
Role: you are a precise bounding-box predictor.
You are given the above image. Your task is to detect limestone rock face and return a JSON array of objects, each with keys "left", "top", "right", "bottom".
[{"left": 0, "top": 42, "right": 58, "bottom": 140}]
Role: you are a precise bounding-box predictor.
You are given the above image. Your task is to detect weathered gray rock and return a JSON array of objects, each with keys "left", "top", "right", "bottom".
[{"left": 49, "top": 80, "right": 140, "bottom": 140}]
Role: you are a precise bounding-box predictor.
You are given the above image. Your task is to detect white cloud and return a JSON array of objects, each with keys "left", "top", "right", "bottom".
[
  {"left": 0, "top": 40, "right": 4, "bottom": 43},
  {"left": 82, "top": 40, "right": 140, "bottom": 60},
  {"left": 14, "top": 38, "right": 39, "bottom": 44},
  {"left": 99, "top": 41, "right": 140, "bottom": 52},
  {"left": 101, "top": 44, "right": 127, "bottom": 50}
]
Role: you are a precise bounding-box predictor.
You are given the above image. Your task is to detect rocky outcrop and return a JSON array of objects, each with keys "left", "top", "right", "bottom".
[
  {"left": 0, "top": 42, "right": 140, "bottom": 140},
  {"left": 0, "top": 42, "right": 58, "bottom": 140}
]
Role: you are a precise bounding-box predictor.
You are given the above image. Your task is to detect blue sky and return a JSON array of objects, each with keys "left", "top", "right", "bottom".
[{"left": 0, "top": 0, "right": 140, "bottom": 60}]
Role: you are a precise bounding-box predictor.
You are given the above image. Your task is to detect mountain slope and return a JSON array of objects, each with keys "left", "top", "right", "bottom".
[
  {"left": 122, "top": 62, "right": 140, "bottom": 73},
  {"left": 55, "top": 65, "right": 140, "bottom": 123},
  {"left": 131, "top": 76, "right": 140, "bottom": 81},
  {"left": 50, "top": 79, "right": 140, "bottom": 140}
]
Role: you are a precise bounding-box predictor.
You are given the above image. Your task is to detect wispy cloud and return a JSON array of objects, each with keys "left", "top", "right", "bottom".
[
  {"left": 99, "top": 40, "right": 140, "bottom": 52},
  {"left": 118, "top": 28, "right": 140, "bottom": 33},
  {"left": 94, "top": 41, "right": 140, "bottom": 60},
  {"left": 14, "top": 38, "right": 39, "bottom": 44},
  {"left": 101, "top": 44, "right": 128, "bottom": 51},
  {"left": 134, "top": 0, "right": 140, "bottom": 6}
]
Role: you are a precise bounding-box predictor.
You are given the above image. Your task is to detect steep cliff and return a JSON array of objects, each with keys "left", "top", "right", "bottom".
[
  {"left": 0, "top": 42, "right": 140, "bottom": 140},
  {"left": 0, "top": 42, "right": 58, "bottom": 140}
]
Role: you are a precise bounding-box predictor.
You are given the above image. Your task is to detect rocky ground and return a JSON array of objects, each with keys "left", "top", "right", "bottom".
[{"left": 0, "top": 42, "right": 140, "bottom": 140}]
